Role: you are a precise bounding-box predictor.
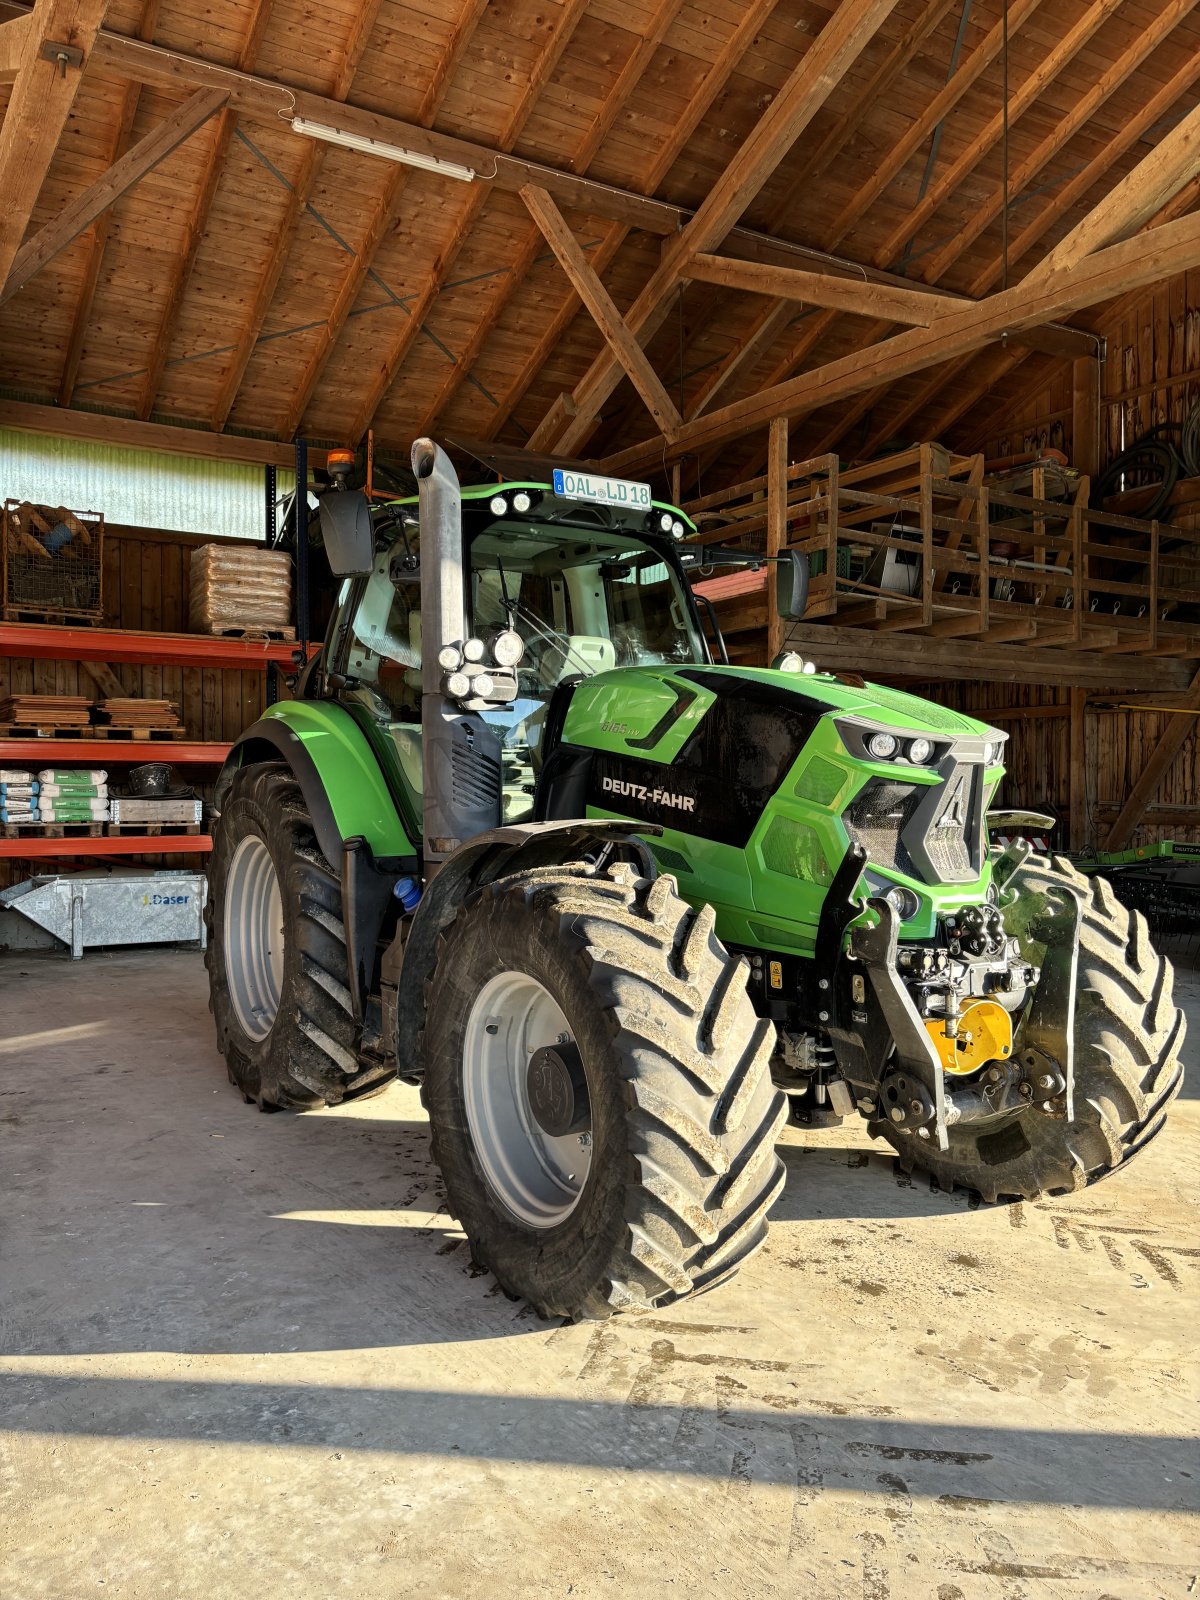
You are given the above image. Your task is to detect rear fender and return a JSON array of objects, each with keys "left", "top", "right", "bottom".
[
  {"left": 220, "top": 702, "right": 417, "bottom": 1023},
  {"left": 388, "top": 819, "right": 661, "bottom": 1081}
]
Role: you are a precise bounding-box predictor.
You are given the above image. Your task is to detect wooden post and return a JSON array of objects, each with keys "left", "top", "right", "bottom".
[
  {"left": 1071, "top": 354, "right": 1101, "bottom": 478},
  {"left": 766, "top": 416, "right": 788, "bottom": 661},
  {"left": 977, "top": 482, "right": 990, "bottom": 633},
  {"left": 1149, "top": 519, "right": 1159, "bottom": 649},
  {"left": 1071, "top": 485, "right": 1084, "bottom": 643},
  {"left": 919, "top": 442, "right": 934, "bottom": 625},
  {"left": 1069, "top": 688, "right": 1087, "bottom": 851},
  {"left": 670, "top": 461, "right": 682, "bottom": 507}
]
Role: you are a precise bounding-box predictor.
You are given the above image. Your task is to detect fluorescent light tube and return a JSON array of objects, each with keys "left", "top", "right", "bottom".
[{"left": 291, "top": 116, "right": 476, "bottom": 182}]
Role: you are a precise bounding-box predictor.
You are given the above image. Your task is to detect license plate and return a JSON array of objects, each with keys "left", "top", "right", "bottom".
[{"left": 552, "top": 468, "right": 652, "bottom": 510}]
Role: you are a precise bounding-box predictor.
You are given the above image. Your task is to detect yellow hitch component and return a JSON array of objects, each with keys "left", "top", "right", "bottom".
[{"left": 925, "top": 1000, "right": 1013, "bottom": 1075}]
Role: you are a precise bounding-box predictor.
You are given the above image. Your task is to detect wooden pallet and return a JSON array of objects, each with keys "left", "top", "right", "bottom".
[
  {"left": 0, "top": 723, "right": 188, "bottom": 740},
  {"left": 0, "top": 821, "right": 104, "bottom": 838},
  {"left": 197, "top": 624, "right": 296, "bottom": 641},
  {"left": 105, "top": 821, "right": 201, "bottom": 836}
]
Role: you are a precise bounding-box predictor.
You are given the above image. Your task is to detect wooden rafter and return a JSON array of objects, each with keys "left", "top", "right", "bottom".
[
  {"left": 969, "top": 48, "right": 1200, "bottom": 297},
  {"left": 687, "top": 299, "right": 797, "bottom": 422},
  {"left": 521, "top": 186, "right": 681, "bottom": 434},
  {"left": 414, "top": 0, "right": 692, "bottom": 442},
  {"left": 2, "top": 87, "right": 227, "bottom": 306},
  {"left": 345, "top": 0, "right": 593, "bottom": 446},
  {"left": 208, "top": 0, "right": 389, "bottom": 433},
  {"left": 531, "top": 0, "right": 904, "bottom": 457},
  {"left": 280, "top": 0, "right": 489, "bottom": 440},
  {"left": 918, "top": 0, "right": 1200, "bottom": 287},
  {"left": 132, "top": 0, "right": 274, "bottom": 420},
  {"left": 464, "top": 0, "right": 781, "bottom": 447},
  {"left": 0, "top": 9, "right": 30, "bottom": 76},
  {"left": 0, "top": 0, "right": 111, "bottom": 292},
  {"left": 0, "top": 395, "right": 295, "bottom": 466},
  {"left": 870, "top": 0, "right": 1125, "bottom": 273},
  {"left": 681, "top": 255, "right": 960, "bottom": 326},
  {"left": 603, "top": 203, "right": 1200, "bottom": 472}
]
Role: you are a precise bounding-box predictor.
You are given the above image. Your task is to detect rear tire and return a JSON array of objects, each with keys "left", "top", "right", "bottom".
[
  {"left": 206, "top": 761, "right": 388, "bottom": 1109},
  {"left": 422, "top": 861, "right": 788, "bottom": 1319},
  {"left": 878, "top": 858, "right": 1186, "bottom": 1200}
]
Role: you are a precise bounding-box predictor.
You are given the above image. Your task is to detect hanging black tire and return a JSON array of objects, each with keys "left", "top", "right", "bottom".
[
  {"left": 206, "top": 761, "right": 388, "bottom": 1109},
  {"left": 421, "top": 861, "right": 788, "bottom": 1320},
  {"left": 878, "top": 858, "right": 1186, "bottom": 1200}
]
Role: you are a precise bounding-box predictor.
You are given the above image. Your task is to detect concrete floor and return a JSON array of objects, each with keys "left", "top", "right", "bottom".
[{"left": 1, "top": 948, "right": 1197, "bottom": 1599}]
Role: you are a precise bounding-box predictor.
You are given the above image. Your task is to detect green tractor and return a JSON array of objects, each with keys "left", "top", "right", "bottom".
[{"left": 206, "top": 439, "right": 1185, "bottom": 1319}]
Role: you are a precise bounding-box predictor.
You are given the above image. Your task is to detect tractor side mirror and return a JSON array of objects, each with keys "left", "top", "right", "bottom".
[
  {"left": 318, "top": 489, "right": 374, "bottom": 576},
  {"left": 776, "top": 550, "right": 809, "bottom": 619}
]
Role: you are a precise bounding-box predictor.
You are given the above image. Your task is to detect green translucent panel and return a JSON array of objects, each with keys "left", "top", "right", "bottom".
[
  {"left": 793, "top": 755, "right": 845, "bottom": 807},
  {"left": 651, "top": 844, "right": 694, "bottom": 877},
  {"left": 760, "top": 817, "right": 833, "bottom": 885}
]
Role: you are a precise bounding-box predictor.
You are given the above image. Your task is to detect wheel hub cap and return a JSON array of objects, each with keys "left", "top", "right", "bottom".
[{"left": 223, "top": 833, "right": 285, "bottom": 1042}]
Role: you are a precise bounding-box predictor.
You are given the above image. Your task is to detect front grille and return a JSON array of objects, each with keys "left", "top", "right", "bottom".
[{"left": 843, "top": 779, "right": 923, "bottom": 877}]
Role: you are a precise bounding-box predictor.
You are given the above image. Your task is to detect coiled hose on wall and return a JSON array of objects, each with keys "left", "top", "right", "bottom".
[{"left": 1091, "top": 398, "right": 1200, "bottom": 520}]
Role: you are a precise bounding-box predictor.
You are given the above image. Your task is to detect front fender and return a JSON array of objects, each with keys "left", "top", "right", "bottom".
[{"left": 221, "top": 701, "right": 416, "bottom": 866}]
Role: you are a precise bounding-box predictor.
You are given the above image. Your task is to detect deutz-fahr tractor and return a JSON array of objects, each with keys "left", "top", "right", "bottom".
[{"left": 206, "top": 439, "right": 1185, "bottom": 1320}]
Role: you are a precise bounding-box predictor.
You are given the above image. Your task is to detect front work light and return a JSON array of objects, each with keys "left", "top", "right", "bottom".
[{"left": 867, "top": 731, "right": 899, "bottom": 760}]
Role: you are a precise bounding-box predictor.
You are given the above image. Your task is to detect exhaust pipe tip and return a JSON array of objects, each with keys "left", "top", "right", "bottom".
[{"left": 411, "top": 436, "right": 438, "bottom": 479}]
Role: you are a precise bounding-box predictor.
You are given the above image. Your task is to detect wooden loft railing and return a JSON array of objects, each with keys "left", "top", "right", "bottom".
[{"left": 685, "top": 441, "right": 1200, "bottom": 682}]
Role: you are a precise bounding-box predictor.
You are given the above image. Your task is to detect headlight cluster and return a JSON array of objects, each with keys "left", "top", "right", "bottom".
[
  {"left": 488, "top": 489, "right": 540, "bottom": 517},
  {"left": 863, "top": 870, "right": 921, "bottom": 922},
  {"left": 866, "top": 731, "right": 937, "bottom": 765},
  {"left": 439, "top": 629, "right": 523, "bottom": 704}
]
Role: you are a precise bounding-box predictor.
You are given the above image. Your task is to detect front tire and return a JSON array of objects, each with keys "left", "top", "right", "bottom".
[
  {"left": 878, "top": 858, "right": 1186, "bottom": 1200},
  {"left": 206, "top": 761, "right": 387, "bottom": 1109},
  {"left": 422, "top": 862, "right": 788, "bottom": 1319}
]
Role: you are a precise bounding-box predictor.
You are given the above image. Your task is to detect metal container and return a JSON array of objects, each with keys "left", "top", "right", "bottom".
[{"left": 0, "top": 870, "right": 207, "bottom": 959}]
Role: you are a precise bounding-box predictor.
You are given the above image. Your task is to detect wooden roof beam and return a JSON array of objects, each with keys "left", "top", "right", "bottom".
[
  {"left": 0, "top": 396, "right": 294, "bottom": 466},
  {"left": 347, "top": 0, "right": 592, "bottom": 445},
  {"left": 969, "top": 49, "right": 1200, "bottom": 297},
  {"left": 918, "top": 0, "right": 1200, "bottom": 288},
  {"left": 681, "top": 254, "right": 961, "bottom": 325},
  {"left": 208, "top": 0, "right": 388, "bottom": 433},
  {"left": 532, "top": 0, "right": 904, "bottom": 456},
  {"left": 0, "top": 9, "right": 30, "bottom": 76},
  {"left": 521, "top": 186, "right": 681, "bottom": 435},
  {"left": 463, "top": 0, "right": 780, "bottom": 446},
  {"left": 1027, "top": 97, "right": 1200, "bottom": 280},
  {"left": 1, "top": 86, "right": 227, "bottom": 306},
  {"left": 133, "top": 0, "right": 275, "bottom": 420},
  {"left": 603, "top": 204, "right": 1200, "bottom": 472},
  {"left": 870, "top": 0, "right": 1125, "bottom": 273},
  {"left": 0, "top": 0, "right": 111, "bottom": 292},
  {"left": 280, "top": 0, "right": 489, "bottom": 440}
]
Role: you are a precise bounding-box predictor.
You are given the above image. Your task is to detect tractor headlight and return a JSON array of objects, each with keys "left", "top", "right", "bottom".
[
  {"left": 658, "top": 511, "right": 675, "bottom": 534},
  {"left": 511, "top": 490, "right": 535, "bottom": 513},
  {"left": 463, "top": 638, "right": 485, "bottom": 662},
  {"left": 671, "top": 519, "right": 685, "bottom": 539},
  {"left": 885, "top": 884, "right": 921, "bottom": 922},
  {"left": 492, "top": 628, "right": 524, "bottom": 667},
  {"left": 907, "top": 736, "right": 934, "bottom": 765},
  {"left": 867, "top": 731, "right": 899, "bottom": 760},
  {"left": 437, "top": 643, "right": 462, "bottom": 670},
  {"left": 445, "top": 670, "right": 470, "bottom": 699},
  {"left": 474, "top": 673, "right": 495, "bottom": 699},
  {"left": 489, "top": 494, "right": 508, "bottom": 516}
]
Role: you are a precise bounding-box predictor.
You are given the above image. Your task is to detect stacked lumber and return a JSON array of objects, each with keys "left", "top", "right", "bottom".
[
  {"left": 0, "top": 694, "right": 92, "bottom": 727},
  {"left": 189, "top": 543, "right": 293, "bottom": 636},
  {"left": 99, "top": 698, "right": 182, "bottom": 732}
]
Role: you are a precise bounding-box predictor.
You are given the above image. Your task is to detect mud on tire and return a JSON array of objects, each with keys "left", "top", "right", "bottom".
[
  {"left": 422, "top": 861, "right": 789, "bottom": 1320},
  {"left": 206, "top": 761, "right": 385, "bottom": 1109},
  {"left": 879, "top": 856, "right": 1186, "bottom": 1201}
]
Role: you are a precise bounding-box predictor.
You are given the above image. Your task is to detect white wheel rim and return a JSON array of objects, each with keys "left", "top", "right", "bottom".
[
  {"left": 224, "top": 833, "right": 285, "bottom": 1041},
  {"left": 462, "top": 970, "right": 592, "bottom": 1228}
]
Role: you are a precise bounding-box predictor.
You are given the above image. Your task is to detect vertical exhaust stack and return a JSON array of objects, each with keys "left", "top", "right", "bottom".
[{"left": 411, "top": 438, "right": 502, "bottom": 872}]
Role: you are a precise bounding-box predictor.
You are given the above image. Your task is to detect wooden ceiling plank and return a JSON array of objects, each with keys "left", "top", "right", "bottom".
[
  {"left": 0, "top": 396, "right": 294, "bottom": 466},
  {"left": 681, "top": 254, "right": 961, "bottom": 325},
  {"left": 280, "top": 0, "right": 491, "bottom": 440},
  {"left": 57, "top": 0, "right": 157, "bottom": 406},
  {"left": 521, "top": 184, "right": 681, "bottom": 434},
  {"left": 870, "top": 0, "right": 1125, "bottom": 273},
  {"left": 602, "top": 204, "right": 1200, "bottom": 471},
  {"left": 0, "top": 10, "right": 30, "bottom": 77},
  {"left": 688, "top": 297, "right": 797, "bottom": 421},
  {"left": 2, "top": 86, "right": 227, "bottom": 305},
  {"left": 820, "top": 0, "right": 1043, "bottom": 256},
  {"left": 348, "top": 0, "right": 593, "bottom": 446},
  {"left": 534, "top": 0, "right": 904, "bottom": 456},
  {"left": 133, "top": 0, "right": 275, "bottom": 420},
  {"left": 1026, "top": 97, "right": 1200, "bottom": 280},
  {"left": 969, "top": 49, "right": 1200, "bottom": 297},
  {"left": 208, "top": 0, "right": 390, "bottom": 433},
  {"left": 0, "top": 0, "right": 112, "bottom": 292},
  {"left": 919, "top": 0, "right": 1200, "bottom": 288}
]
